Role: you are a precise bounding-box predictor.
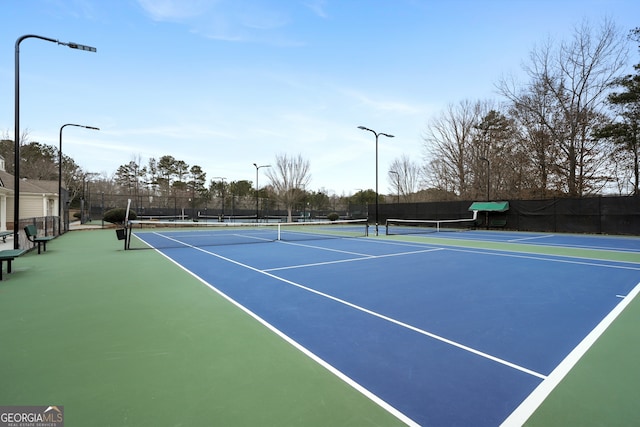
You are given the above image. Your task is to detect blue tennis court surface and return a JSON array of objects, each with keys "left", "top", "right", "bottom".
[{"left": 132, "top": 229, "right": 640, "bottom": 426}]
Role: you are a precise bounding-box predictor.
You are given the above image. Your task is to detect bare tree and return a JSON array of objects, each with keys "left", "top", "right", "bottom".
[
  {"left": 499, "top": 18, "right": 628, "bottom": 196},
  {"left": 266, "top": 153, "right": 311, "bottom": 222},
  {"left": 422, "top": 99, "right": 483, "bottom": 198},
  {"left": 388, "top": 155, "right": 422, "bottom": 202}
]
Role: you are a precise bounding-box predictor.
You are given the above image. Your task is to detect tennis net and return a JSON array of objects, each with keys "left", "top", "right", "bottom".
[
  {"left": 126, "top": 219, "right": 369, "bottom": 250},
  {"left": 385, "top": 218, "right": 477, "bottom": 235}
]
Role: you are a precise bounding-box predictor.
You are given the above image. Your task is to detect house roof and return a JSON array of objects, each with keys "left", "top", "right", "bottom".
[{"left": 0, "top": 170, "right": 58, "bottom": 195}]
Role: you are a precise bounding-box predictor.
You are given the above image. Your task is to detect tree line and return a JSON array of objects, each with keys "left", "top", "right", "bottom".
[
  {"left": 0, "top": 133, "right": 368, "bottom": 218},
  {"left": 3, "top": 19, "right": 638, "bottom": 214},
  {"left": 411, "top": 21, "right": 640, "bottom": 202}
]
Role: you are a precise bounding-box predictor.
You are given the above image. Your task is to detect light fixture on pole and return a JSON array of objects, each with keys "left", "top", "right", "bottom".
[
  {"left": 479, "top": 157, "right": 490, "bottom": 201},
  {"left": 253, "top": 163, "right": 271, "bottom": 222},
  {"left": 480, "top": 157, "right": 490, "bottom": 229},
  {"left": 357, "top": 126, "right": 394, "bottom": 236},
  {"left": 59, "top": 124, "right": 99, "bottom": 234},
  {"left": 14, "top": 34, "right": 96, "bottom": 249}
]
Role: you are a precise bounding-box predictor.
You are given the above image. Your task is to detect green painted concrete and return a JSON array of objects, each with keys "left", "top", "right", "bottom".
[{"left": 0, "top": 229, "right": 404, "bottom": 426}]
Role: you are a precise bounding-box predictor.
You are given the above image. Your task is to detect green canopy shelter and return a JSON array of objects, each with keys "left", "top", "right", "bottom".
[{"left": 468, "top": 201, "right": 509, "bottom": 212}]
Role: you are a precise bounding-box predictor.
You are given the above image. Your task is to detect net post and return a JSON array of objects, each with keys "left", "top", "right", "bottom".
[
  {"left": 277, "top": 223, "right": 281, "bottom": 241},
  {"left": 124, "top": 199, "right": 131, "bottom": 250}
]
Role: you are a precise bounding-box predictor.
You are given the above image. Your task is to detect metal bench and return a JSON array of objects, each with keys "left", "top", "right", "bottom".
[
  {"left": 489, "top": 218, "right": 507, "bottom": 228},
  {"left": 0, "top": 249, "right": 27, "bottom": 280},
  {"left": 24, "top": 225, "right": 55, "bottom": 254}
]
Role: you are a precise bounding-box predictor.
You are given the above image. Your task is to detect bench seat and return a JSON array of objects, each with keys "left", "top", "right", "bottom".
[
  {"left": 0, "top": 249, "right": 27, "bottom": 280},
  {"left": 24, "top": 225, "right": 55, "bottom": 254}
]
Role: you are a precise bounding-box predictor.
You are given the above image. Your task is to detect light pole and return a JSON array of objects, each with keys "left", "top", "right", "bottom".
[
  {"left": 59, "top": 124, "right": 99, "bottom": 233},
  {"left": 213, "top": 176, "right": 227, "bottom": 220},
  {"left": 358, "top": 126, "right": 394, "bottom": 235},
  {"left": 14, "top": 34, "right": 96, "bottom": 249},
  {"left": 389, "top": 170, "right": 400, "bottom": 204},
  {"left": 480, "top": 157, "right": 490, "bottom": 229},
  {"left": 253, "top": 163, "right": 271, "bottom": 222},
  {"left": 480, "top": 157, "right": 490, "bottom": 201}
]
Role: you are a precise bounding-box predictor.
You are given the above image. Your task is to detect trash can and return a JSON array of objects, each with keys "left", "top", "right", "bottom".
[{"left": 115, "top": 229, "right": 126, "bottom": 240}]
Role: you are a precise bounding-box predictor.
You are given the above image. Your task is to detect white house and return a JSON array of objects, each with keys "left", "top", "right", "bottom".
[{"left": 0, "top": 155, "right": 59, "bottom": 231}]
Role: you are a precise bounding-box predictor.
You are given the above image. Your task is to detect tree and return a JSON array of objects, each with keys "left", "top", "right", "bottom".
[
  {"left": 156, "top": 155, "right": 177, "bottom": 197},
  {"left": 471, "top": 109, "right": 520, "bottom": 200},
  {"left": 265, "top": 153, "right": 311, "bottom": 222},
  {"left": 0, "top": 129, "right": 30, "bottom": 176},
  {"left": 187, "top": 165, "right": 207, "bottom": 203},
  {"left": 21, "top": 142, "right": 58, "bottom": 180},
  {"left": 594, "top": 28, "right": 640, "bottom": 195},
  {"left": 422, "top": 99, "right": 483, "bottom": 198},
  {"left": 388, "top": 154, "right": 422, "bottom": 202},
  {"left": 499, "top": 18, "right": 628, "bottom": 196}
]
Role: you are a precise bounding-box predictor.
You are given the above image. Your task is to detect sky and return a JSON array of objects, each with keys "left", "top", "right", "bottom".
[{"left": 1, "top": 0, "right": 639, "bottom": 196}]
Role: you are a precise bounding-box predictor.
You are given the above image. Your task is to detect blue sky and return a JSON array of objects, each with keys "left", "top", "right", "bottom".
[{"left": 1, "top": 0, "right": 638, "bottom": 196}]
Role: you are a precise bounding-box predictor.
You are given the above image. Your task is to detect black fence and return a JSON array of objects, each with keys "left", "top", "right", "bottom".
[
  {"left": 80, "top": 193, "right": 357, "bottom": 224},
  {"left": 378, "top": 196, "right": 640, "bottom": 236}
]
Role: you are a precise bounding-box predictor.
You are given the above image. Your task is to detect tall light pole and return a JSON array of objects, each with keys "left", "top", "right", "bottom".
[
  {"left": 358, "top": 126, "right": 394, "bottom": 236},
  {"left": 14, "top": 34, "right": 96, "bottom": 249},
  {"left": 480, "top": 157, "right": 490, "bottom": 201},
  {"left": 389, "top": 170, "right": 400, "bottom": 204},
  {"left": 59, "top": 124, "right": 99, "bottom": 234},
  {"left": 480, "top": 157, "right": 490, "bottom": 229},
  {"left": 253, "top": 163, "right": 271, "bottom": 222}
]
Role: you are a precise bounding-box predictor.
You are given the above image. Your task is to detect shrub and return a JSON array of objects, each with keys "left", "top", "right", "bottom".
[
  {"left": 327, "top": 212, "right": 340, "bottom": 221},
  {"left": 103, "top": 208, "right": 137, "bottom": 225}
]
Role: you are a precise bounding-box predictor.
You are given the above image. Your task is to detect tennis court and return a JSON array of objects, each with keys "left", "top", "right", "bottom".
[{"left": 128, "top": 223, "right": 640, "bottom": 426}]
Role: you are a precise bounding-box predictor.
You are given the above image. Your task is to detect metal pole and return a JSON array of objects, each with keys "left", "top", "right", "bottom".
[
  {"left": 253, "top": 164, "right": 271, "bottom": 222},
  {"left": 14, "top": 34, "right": 96, "bottom": 249},
  {"left": 480, "top": 157, "right": 490, "bottom": 201},
  {"left": 59, "top": 124, "right": 99, "bottom": 233},
  {"left": 358, "top": 126, "right": 394, "bottom": 236},
  {"left": 254, "top": 164, "right": 259, "bottom": 222},
  {"left": 375, "top": 133, "right": 379, "bottom": 235}
]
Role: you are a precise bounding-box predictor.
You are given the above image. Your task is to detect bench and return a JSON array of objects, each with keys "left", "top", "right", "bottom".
[
  {"left": 489, "top": 218, "right": 507, "bottom": 228},
  {"left": 0, "top": 231, "right": 12, "bottom": 243},
  {"left": 0, "top": 249, "right": 27, "bottom": 280},
  {"left": 24, "top": 225, "right": 55, "bottom": 254}
]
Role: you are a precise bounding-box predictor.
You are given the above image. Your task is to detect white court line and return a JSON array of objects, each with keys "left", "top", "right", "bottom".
[
  {"left": 508, "top": 234, "right": 556, "bottom": 243},
  {"left": 501, "top": 282, "right": 640, "bottom": 426},
  {"left": 446, "top": 246, "right": 640, "bottom": 271},
  {"left": 145, "top": 233, "right": 421, "bottom": 427},
  {"left": 361, "top": 236, "right": 640, "bottom": 269},
  {"left": 153, "top": 233, "right": 547, "bottom": 381},
  {"left": 143, "top": 232, "right": 640, "bottom": 425},
  {"left": 264, "top": 248, "right": 444, "bottom": 272}
]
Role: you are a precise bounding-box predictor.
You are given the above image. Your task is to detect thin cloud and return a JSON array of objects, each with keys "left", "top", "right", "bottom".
[
  {"left": 136, "top": 0, "right": 213, "bottom": 22},
  {"left": 136, "top": 0, "right": 304, "bottom": 46},
  {"left": 344, "top": 89, "right": 427, "bottom": 115},
  {"left": 304, "top": 0, "right": 329, "bottom": 18}
]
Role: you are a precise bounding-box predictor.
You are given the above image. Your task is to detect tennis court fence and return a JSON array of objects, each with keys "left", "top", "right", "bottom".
[{"left": 378, "top": 196, "right": 640, "bottom": 235}]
